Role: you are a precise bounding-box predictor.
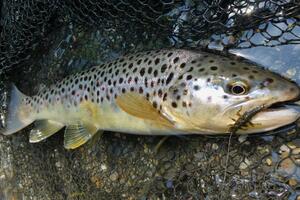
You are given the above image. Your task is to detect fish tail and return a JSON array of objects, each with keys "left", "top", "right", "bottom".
[{"left": 0, "top": 84, "right": 35, "bottom": 135}]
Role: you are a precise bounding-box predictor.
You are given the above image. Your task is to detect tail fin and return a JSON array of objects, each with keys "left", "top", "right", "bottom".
[{"left": 0, "top": 84, "right": 34, "bottom": 135}]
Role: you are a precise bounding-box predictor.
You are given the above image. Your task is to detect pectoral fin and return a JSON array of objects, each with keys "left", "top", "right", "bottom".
[
  {"left": 64, "top": 122, "right": 98, "bottom": 149},
  {"left": 116, "top": 92, "right": 174, "bottom": 128},
  {"left": 29, "top": 120, "right": 64, "bottom": 143}
]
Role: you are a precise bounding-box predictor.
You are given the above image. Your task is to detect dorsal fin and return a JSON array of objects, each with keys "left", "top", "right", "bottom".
[{"left": 115, "top": 92, "right": 174, "bottom": 128}]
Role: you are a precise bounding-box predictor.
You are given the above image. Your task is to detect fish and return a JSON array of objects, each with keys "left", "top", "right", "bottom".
[{"left": 1, "top": 49, "right": 300, "bottom": 149}]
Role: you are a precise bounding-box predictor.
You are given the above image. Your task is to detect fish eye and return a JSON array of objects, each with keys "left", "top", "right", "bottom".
[{"left": 227, "top": 81, "right": 249, "bottom": 95}]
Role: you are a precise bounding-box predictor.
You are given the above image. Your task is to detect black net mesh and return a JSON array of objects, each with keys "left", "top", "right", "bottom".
[{"left": 0, "top": 0, "right": 300, "bottom": 199}]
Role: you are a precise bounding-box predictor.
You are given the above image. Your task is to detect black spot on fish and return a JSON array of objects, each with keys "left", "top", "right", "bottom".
[
  {"left": 119, "top": 77, "right": 124, "bottom": 84},
  {"left": 134, "top": 77, "right": 138, "bottom": 83},
  {"left": 166, "top": 72, "right": 174, "bottom": 85},
  {"left": 167, "top": 52, "right": 173, "bottom": 57},
  {"left": 144, "top": 77, "right": 148, "bottom": 87},
  {"left": 193, "top": 85, "right": 200, "bottom": 90},
  {"left": 139, "top": 87, "right": 143, "bottom": 93},
  {"left": 153, "top": 70, "right": 158, "bottom": 77},
  {"left": 210, "top": 66, "right": 218, "bottom": 70},
  {"left": 198, "top": 68, "right": 205, "bottom": 72},
  {"left": 161, "top": 64, "right": 167, "bottom": 73},
  {"left": 148, "top": 67, "right": 153, "bottom": 74},
  {"left": 186, "top": 75, "right": 192, "bottom": 80},
  {"left": 150, "top": 81, "right": 154, "bottom": 88},
  {"left": 180, "top": 63, "right": 186, "bottom": 68},
  {"left": 140, "top": 68, "right": 145, "bottom": 76},
  {"left": 163, "top": 93, "right": 167, "bottom": 101},
  {"left": 155, "top": 58, "right": 160, "bottom": 65},
  {"left": 187, "top": 67, "right": 193, "bottom": 72},
  {"left": 171, "top": 102, "right": 177, "bottom": 108},
  {"left": 173, "top": 57, "right": 179, "bottom": 64},
  {"left": 129, "top": 63, "right": 133, "bottom": 69},
  {"left": 137, "top": 59, "right": 142, "bottom": 65},
  {"left": 152, "top": 101, "right": 157, "bottom": 109},
  {"left": 128, "top": 77, "right": 132, "bottom": 83},
  {"left": 230, "top": 62, "right": 236, "bottom": 65},
  {"left": 158, "top": 89, "right": 163, "bottom": 98}
]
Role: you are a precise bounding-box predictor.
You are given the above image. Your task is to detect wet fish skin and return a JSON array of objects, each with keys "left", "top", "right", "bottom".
[{"left": 1, "top": 49, "right": 300, "bottom": 149}]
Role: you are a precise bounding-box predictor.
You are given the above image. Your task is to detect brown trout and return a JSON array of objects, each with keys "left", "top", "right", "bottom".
[{"left": 1, "top": 49, "right": 300, "bottom": 149}]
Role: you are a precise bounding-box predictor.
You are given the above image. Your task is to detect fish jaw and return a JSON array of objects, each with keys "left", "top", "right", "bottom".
[{"left": 237, "top": 104, "right": 300, "bottom": 134}]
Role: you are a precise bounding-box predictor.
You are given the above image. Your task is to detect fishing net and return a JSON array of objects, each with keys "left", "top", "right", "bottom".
[{"left": 0, "top": 0, "right": 300, "bottom": 199}]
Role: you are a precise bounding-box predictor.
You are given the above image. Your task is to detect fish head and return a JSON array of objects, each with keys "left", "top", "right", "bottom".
[{"left": 161, "top": 53, "right": 300, "bottom": 134}]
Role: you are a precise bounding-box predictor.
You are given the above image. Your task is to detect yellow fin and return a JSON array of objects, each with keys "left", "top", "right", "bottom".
[
  {"left": 116, "top": 92, "right": 174, "bottom": 128},
  {"left": 29, "top": 120, "right": 64, "bottom": 143},
  {"left": 64, "top": 122, "right": 98, "bottom": 149}
]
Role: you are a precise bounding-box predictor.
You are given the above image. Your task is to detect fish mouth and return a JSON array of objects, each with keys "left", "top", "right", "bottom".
[{"left": 238, "top": 101, "right": 300, "bottom": 134}]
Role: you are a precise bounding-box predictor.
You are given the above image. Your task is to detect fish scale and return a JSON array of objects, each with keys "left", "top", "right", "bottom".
[{"left": 1, "top": 49, "right": 300, "bottom": 149}]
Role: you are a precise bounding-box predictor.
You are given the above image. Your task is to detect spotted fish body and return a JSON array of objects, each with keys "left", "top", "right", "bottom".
[
  {"left": 1, "top": 49, "right": 300, "bottom": 149},
  {"left": 21, "top": 49, "right": 199, "bottom": 136}
]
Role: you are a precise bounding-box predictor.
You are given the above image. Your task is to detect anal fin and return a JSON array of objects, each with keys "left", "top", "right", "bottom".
[
  {"left": 29, "top": 120, "right": 64, "bottom": 143},
  {"left": 64, "top": 122, "right": 98, "bottom": 149}
]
